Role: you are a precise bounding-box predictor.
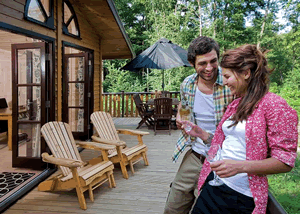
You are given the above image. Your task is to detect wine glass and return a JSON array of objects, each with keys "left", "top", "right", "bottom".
[
  {"left": 205, "top": 144, "right": 224, "bottom": 186},
  {"left": 181, "top": 112, "right": 197, "bottom": 144}
]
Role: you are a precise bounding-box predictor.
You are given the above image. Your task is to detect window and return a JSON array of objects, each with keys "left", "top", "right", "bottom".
[
  {"left": 63, "top": 0, "right": 80, "bottom": 38},
  {"left": 24, "top": 0, "right": 54, "bottom": 29}
]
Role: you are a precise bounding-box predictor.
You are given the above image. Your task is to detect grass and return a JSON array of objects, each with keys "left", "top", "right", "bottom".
[{"left": 268, "top": 155, "right": 300, "bottom": 214}]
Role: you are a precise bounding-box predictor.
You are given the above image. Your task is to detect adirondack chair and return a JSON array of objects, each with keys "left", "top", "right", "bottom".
[
  {"left": 38, "top": 121, "right": 116, "bottom": 210},
  {"left": 90, "top": 111, "right": 150, "bottom": 179}
]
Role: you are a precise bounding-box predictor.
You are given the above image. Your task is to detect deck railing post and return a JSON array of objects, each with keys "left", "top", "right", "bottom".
[{"left": 121, "top": 90, "right": 125, "bottom": 117}]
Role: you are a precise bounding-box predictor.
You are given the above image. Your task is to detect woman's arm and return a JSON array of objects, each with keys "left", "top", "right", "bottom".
[
  {"left": 211, "top": 157, "right": 292, "bottom": 178},
  {"left": 212, "top": 94, "right": 298, "bottom": 178}
]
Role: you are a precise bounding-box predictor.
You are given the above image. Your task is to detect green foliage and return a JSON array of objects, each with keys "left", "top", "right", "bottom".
[
  {"left": 105, "top": 0, "right": 300, "bottom": 120},
  {"left": 103, "top": 2, "right": 300, "bottom": 210},
  {"left": 268, "top": 157, "right": 300, "bottom": 214},
  {"left": 270, "top": 67, "right": 300, "bottom": 117},
  {"left": 103, "top": 60, "right": 145, "bottom": 92}
]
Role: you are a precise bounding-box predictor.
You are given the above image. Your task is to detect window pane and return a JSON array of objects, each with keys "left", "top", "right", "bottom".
[
  {"left": 67, "top": 57, "right": 85, "bottom": 82},
  {"left": 17, "top": 49, "right": 42, "bottom": 85},
  {"left": 18, "top": 123, "right": 41, "bottom": 157},
  {"left": 68, "top": 19, "right": 79, "bottom": 36},
  {"left": 28, "top": 0, "right": 46, "bottom": 22},
  {"left": 68, "top": 108, "right": 84, "bottom": 132},
  {"left": 64, "top": 2, "right": 72, "bottom": 23},
  {"left": 40, "top": 0, "right": 50, "bottom": 17},
  {"left": 18, "top": 86, "right": 41, "bottom": 121},
  {"left": 68, "top": 83, "right": 84, "bottom": 107}
]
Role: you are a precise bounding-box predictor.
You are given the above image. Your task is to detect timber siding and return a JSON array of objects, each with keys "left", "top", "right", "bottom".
[{"left": 0, "top": 0, "right": 109, "bottom": 120}]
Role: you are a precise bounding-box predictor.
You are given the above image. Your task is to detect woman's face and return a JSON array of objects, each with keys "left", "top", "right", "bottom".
[{"left": 222, "top": 68, "right": 249, "bottom": 96}]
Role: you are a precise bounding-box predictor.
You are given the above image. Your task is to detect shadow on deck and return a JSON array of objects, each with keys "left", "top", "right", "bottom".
[
  {"left": 4, "top": 118, "right": 184, "bottom": 214},
  {"left": 4, "top": 117, "right": 290, "bottom": 213}
]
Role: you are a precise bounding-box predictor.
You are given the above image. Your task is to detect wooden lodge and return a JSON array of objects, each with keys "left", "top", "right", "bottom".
[
  {"left": 0, "top": 0, "right": 134, "bottom": 169},
  {"left": 0, "top": 0, "right": 134, "bottom": 211}
]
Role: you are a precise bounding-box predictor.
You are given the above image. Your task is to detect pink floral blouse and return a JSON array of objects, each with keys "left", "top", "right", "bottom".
[{"left": 197, "top": 92, "right": 298, "bottom": 214}]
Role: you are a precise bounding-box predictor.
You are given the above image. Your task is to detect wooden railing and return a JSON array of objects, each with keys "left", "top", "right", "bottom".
[{"left": 100, "top": 91, "right": 180, "bottom": 117}]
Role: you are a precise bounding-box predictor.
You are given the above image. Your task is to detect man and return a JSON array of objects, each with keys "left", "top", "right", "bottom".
[{"left": 163, "top": 36, "right": 234, "bottom": 214}]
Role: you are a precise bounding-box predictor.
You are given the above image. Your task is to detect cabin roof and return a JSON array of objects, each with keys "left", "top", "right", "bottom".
[{"left": 75, "top": 0, "right": 135, "bottom": 59}]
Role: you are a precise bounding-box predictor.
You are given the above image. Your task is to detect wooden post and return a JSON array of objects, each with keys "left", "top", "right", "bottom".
[
  {"left": 105, "top": 95, "right": 108, "bottom": 113},
  {"left": 125, "top": 94, "right": 129, "bottom": 117},
  {"left": 121, "top": 91, "right": 124, "bottom": 117},
  {"left": 113, "top": 95, "right": 116, "bottom": 117},
  {"left": 109, "top": 94, "right": 112, "bottom": 115},
  {"left": 117, "top": 94, "right": 121, "bottom": 117},
  {"left": 57, "top": 0, "right": 62, "bottom": 120},
  {"left": 130, "top": 95, "right": 133, "bottom": 117}
]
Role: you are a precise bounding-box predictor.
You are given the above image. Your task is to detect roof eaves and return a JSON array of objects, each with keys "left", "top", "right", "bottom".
[{"left": 106, "top": 0, "right": 136, "bottom": 58}]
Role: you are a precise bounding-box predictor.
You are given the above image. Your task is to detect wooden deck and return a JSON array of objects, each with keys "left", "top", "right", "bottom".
[{"left": 4, "top": 118, "right": 185, "bottom": 214}]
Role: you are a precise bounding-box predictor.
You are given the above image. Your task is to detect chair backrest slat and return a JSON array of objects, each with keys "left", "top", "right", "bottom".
[
  {"left": 133, "top": 94, "right": 147, "bottom": 117},
  {"left": 154, "top": 98, "right": 172, "bottom": 117},
  {"left": 91, "top": 111, "right": 120, "bottom": 141},
  {"left": 41, "top": 121, "right": 82, "bottom": 177}
]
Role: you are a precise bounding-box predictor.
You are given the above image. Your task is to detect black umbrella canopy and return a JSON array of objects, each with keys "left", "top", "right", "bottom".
[
  {"left": 121, "top": 38, "right": 192, "bottom": 90},
  {"left": 121, "top": 38, "right": 191, "bottom": 71}
]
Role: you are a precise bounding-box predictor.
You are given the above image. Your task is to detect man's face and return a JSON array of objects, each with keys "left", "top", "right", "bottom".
[{"left": 194, "top": 50, "right": 218, "bottom": 82}]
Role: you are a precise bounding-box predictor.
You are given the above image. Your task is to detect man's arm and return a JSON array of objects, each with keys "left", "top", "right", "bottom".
[{"left": 176, "top": 102, "right": 183, "bottom": 129}]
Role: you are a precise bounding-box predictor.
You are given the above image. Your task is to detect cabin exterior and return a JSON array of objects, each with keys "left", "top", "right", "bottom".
[{"left": 0, "top": 0, "right": 134, "bottom": 171}]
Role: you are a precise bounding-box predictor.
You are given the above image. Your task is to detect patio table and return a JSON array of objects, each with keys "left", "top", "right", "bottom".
[{"left": 146, "top": 98, "right": 179, "bottom": 106}]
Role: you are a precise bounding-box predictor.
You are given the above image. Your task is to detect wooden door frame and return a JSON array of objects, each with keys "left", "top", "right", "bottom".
[
  {"left": 62, "top": 41, "right": 94, "bottom": 140},
  {"left": 12, "top": 42, "right": 47, "bottom": 169},
  {"left": 0, "top": 22, "right": 56, "bottom": 122},
  {"left": 0, "top": 22, "right": 56, "bottom": 169}
]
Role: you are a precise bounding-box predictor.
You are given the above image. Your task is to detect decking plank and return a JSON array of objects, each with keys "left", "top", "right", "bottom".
[{"left": 5, "top": 119, "right": 184, "bottom": 213}]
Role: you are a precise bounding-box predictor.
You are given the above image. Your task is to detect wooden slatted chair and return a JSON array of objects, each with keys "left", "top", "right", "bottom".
[
  {"left": 38, "top": 121, "right": 116, "bottom": 210},
  {"left": 133, "top": 94, "right": 154, "bottom": 129},
  {"left": 153, "top": 98, "right": 173, "bottom": 135},
  {"left": 91, "top": 111, "right": 150, "bottom": 179}
]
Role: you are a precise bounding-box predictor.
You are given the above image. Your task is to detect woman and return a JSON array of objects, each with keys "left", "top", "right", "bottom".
[{"left": 182, "top": 44, "right": 298, "bottom": 214}]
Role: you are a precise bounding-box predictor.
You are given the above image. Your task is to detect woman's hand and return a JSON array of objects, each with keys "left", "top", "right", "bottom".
[
  {"left": 181, "top": 120, "right": 204, "bottom": 138},
  {"left": 210, "top": 159, "right": 244, "bottom": 178}
]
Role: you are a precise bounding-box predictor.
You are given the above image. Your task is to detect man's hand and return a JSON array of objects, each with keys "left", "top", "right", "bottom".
[{"left": 181, "top": 120, "right": 205, "bottom": 138}]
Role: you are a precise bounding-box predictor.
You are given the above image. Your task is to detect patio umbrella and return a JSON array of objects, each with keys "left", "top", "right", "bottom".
[{"left": 121, "top": 38, "right": 192, "bottom": 90}]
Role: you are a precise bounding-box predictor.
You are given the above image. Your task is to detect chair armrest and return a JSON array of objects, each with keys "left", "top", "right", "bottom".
[
  {"left": 91, "top": 135, "right": 126, "bottom": 146},
  {"left": 117, "top": 129, "right": 150, "bottom": 136},
  {"left": 41, "top": 153, "right": 85, "bottom": 168},
  {"left": 76, "top": 141, "right": 116, "bottom": 151}
]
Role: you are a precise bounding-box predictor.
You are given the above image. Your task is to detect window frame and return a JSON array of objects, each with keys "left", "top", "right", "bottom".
[
  {"left": 62, "top": 0, "right": 81, "bottom": 39},
  {"left": 24, "top": 0, "right": 55, "bottom": 30}
]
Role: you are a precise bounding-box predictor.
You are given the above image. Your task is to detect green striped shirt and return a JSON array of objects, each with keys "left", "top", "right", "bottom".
[{"left": 172, "top": 68, "right": 234, "bottom": 162}]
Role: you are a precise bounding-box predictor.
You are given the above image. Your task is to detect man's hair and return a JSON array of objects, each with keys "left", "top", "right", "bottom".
[{"left": 187, "top": 36, "right": 220, "bottom": 67}]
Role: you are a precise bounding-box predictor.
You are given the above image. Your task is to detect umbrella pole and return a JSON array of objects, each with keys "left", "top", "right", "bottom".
[{"left": 162, "top": 69, "right": 165, "bottom": 91}]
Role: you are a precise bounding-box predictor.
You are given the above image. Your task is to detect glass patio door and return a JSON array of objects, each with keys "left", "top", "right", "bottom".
[
  {"left": 63, "top": 53, "right": 90, "bottom": 140},
  {"left": 12, "top": 42, "right": 51, "bottom": 170}
]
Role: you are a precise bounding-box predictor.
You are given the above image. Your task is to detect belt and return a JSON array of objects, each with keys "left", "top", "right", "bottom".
[{"left": 191, "top": 150, "right": 205, "bottom": 164}]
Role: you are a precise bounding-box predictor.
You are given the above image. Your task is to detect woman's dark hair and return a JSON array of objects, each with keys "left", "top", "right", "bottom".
[
  {"left": 187, "top": 36, "right": 220, "bottom": 67},
  {"left": 220, "top": 44, "right": 272, "bottom": 126}
]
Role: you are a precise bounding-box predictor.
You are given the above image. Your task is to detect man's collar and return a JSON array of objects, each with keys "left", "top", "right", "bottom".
[{"left": 215, "top": 67, "right": 224, "bottom": 86}]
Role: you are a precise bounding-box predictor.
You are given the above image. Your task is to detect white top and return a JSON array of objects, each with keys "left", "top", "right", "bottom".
[
  {"left": 219, "top": 118, "right": 253, "bottom": 198},
  {"left": 190, "top": 87, "right": 215, "bottom": 156}
]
